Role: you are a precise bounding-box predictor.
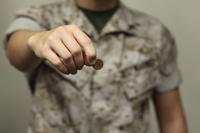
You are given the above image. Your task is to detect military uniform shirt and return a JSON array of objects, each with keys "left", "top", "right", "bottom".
[{"left": 5, "top": 0, "right": 182, "bottom": 133}]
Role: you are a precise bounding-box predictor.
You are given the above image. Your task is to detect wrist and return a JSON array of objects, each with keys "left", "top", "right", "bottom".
[{"left": 26, "top": 31, "right": 44, "bottom": 67}]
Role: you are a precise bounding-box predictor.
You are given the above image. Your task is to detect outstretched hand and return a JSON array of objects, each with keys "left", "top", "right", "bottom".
[{"left": 28, "top": 24, "right": 98, "bottom": 74}]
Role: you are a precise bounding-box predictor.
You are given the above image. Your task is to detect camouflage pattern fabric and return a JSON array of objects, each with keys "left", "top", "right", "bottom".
[{"left": 6, "top": 0, "right": 182, "bottom": 132}]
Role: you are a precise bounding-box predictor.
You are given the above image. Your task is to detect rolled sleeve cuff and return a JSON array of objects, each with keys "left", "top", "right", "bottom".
[
  {"left": 155, "top": 68, "right": 183, "bottom": 93},
  {"left": 4, "top": 17, "right": 45, "bottom": 48}
]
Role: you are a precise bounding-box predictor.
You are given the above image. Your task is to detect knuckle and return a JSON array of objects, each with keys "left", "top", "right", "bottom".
[
  {"left": 65, "top": 29, "right": 73, "bottom": 35},
  {"left": 80, "top": 37, "right": 92, "bottom": 45},
  {"left": 63, "top": 26, "right": 73, "bottom": 34},
  {"left": 45, "top": 37, "right": 58, "bottom": 48},
  {"left": 46, "top": 35, "right": 55, "bottom": 44},
  {"left": 52, "top": 31, "right": 60, "bottom": 38},
  {"left": 69, "top": 24, "right": 78, "bottom": 29},
  {"left": 62, "top": 53, "right": 71, "bottom": 61},
  {"left": 56, "top": 26, "right": 66, "bottom": 33},
  {"left": 53, "top": 60, "right": 61, "bottom": 67},
  {"left": 57, "top": 26, "right": 65, "bottom": 30},
  {"left": 63, "top": 60, "right": 75, "bottom": 70},
  {"left": 72, "top": 48, "right": 81, "bottom": 55}
]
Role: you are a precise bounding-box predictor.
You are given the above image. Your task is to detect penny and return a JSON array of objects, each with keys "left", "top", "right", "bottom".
[{"left": 93, "top": 59, "right": 103, "bottom": 70}]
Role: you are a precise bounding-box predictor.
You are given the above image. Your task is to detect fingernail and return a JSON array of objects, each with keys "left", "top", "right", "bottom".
[{"left": 88, "top": 55, "right": 96, "bottom": 65}]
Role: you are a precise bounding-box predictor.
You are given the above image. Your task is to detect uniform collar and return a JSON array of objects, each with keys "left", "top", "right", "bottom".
[{"left": 61, "top": 0, "right": 137, "bottom": 40}]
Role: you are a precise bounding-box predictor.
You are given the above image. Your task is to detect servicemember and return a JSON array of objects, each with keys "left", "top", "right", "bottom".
[{"left": 5, "top": 0, "right": 188, "bottom": 132}]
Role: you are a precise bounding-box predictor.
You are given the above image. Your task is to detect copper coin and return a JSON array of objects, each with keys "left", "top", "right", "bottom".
[{"left": 93, "top": 59, "right": 103, "bottom": 70}]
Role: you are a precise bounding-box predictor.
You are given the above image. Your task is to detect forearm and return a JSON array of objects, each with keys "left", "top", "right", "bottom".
[
  {"left": 7, "top": 30, "right": 43, "bottom": 72},
  {"left": 153, "top": 89, "right": 188, "bottom": 133},
  {"left": 159, "top": 115, "right": 187, "bottom": 133},
  {"left": 6, "top": 25, "right": 97, "bottom": 74}
]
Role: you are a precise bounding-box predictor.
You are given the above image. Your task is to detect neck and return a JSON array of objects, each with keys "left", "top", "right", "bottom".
[{"left": 75, "top": 0, "right": 118, "bottom": 11}]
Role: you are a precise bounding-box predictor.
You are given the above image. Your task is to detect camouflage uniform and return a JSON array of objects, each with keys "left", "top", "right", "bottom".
[{"left": 5, "top": 0, "right": 182, "bottom": 132}]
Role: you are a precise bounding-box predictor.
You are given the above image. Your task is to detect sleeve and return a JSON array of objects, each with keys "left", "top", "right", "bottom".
[
  {"left": 3, "top": 6, "right": 48, "bottom": 92},
  {"left": 4, "top": 6, "right": 47, "bottom": 48},
  {"left": 154, "top": 25, "right": 183, "bottom": 92}
]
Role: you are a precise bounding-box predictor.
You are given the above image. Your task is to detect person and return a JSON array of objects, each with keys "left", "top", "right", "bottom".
[{"left": 4, "top": 0, "right": 188, "bottom": 132}]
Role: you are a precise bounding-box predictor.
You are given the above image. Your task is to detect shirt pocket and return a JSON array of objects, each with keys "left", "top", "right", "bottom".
[{"left": 119, "top": 38, "right": 161, "bottom": 101}]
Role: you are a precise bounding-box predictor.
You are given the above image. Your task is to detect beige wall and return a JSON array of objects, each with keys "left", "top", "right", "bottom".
[{"left": 0, "top": 0, "right": 199, "bottom": 133}]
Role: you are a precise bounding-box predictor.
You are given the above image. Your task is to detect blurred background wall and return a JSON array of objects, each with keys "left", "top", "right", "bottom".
[{"left": 0, "top": 0, "right": 199, "bottom": 132}]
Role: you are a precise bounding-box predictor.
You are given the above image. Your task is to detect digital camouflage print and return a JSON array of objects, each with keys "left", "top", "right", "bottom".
[{"left": 6, "top": 0, "right": 182, "bottom": 132}]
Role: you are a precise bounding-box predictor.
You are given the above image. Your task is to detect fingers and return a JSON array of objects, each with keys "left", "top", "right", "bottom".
[
  {"left": 60, "top": 31, "right": 84, "bottom": 70},
  {"left": 47, "top": 37, "right": 77, "bottom": 74},
  {"left": 40, "top": 25, "right": 97, "bottom": 74},
  {"left": 43, "top": 49, "right": 69, "bottom": 74},
  {"left": 67, "top": 25, "right": 96, "bottom": 66}
]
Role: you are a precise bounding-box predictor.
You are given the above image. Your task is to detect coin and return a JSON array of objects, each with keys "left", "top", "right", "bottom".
[{"left": 93, "top": 59, "right": 103, "bottom": 70}]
